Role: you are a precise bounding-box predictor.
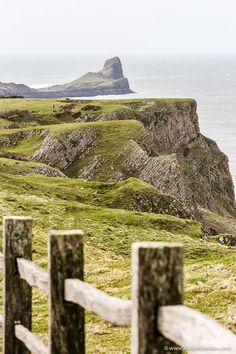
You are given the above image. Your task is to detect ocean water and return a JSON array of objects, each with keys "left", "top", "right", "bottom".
[{"left": 0, "top": 54, "right": 236, "bottom": 186}]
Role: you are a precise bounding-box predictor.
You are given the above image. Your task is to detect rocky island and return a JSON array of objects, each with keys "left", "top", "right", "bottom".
[{"left": 0, "top": 57, "right": 133, "bottom": 98}]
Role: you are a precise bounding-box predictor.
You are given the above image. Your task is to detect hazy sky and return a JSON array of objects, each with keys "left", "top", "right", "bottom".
[{"left": 1, "top": 0, "right": 236, "bottom": 56}]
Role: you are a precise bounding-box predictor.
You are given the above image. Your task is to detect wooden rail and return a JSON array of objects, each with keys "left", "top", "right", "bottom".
[
  {"left": 15, "top": 325, "right": 48, "bottom": 354},
  {"left": 157, "top": 305, "right": 236, "bottom": 354},
  {"left": 65, "top": 279, "right": 132, "bottom": 326},
  {"left": 17, "top": 258, "right": 49, "bottom": 293},
  {"left": 0, "top": 216, "right": 235, "bottom": 354}
]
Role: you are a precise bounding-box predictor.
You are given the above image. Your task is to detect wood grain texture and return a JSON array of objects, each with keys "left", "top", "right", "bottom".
[
  {"left": 15, "top": 325, "right": 48, "bottom": 354},
  {"left": 65, "top": 279, "right": 131, "bottom": 326},
  {"left": 49, "top": 230, "right": 85, "bottom": 354},
  {"left": 131, "top": 242, "right": 183, "bottom": 354},
  {"left": 0, "top": 314, "right": 3, "bottom": 330},
  {"left": 0, "top": 251, "right": 3, "bottom": 272},
  {"left": 158, "top": 305, "right": 236, "bottom": 354},
  {"left": 3, "top": 216, "right": 32, "bottom": 354},
  {"left": 17, "top": 258, "right": 49, "bottom": 293}
]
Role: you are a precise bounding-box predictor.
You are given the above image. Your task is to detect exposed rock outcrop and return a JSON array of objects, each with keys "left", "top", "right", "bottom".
[
  {"left": 218, "top": 234, "right": 236, "bottom": 247},
  {"left": 21, "top": 166, "right": 66, "bottom": 178},
  {"left": 78, "top": 156, "right": 106, "bottom": 180},
  {"left": 120, "top": 140, "right": 196, "bottom": 215},
  {"left": 99, "top": 57, "right": 125, "bottom": 80},
  {"left": 0, "top": 129, "right": 46, "bottom": 147},
  {"left": 33, "top": 127, "right": 97, "bottom": 170}
]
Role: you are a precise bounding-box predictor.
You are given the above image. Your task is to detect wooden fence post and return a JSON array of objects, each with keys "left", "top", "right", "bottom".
[
  {"left": 131, "top": 242, "right": 183, "bottom": 354},
  {"left": 49, "top": 230, "right": 85, "bottom": 354},
  {"left": 3, "top": 216, "right": 32, "bottom": 354}
]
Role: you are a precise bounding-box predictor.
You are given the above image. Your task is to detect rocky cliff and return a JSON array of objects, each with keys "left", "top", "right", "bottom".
[
  {"left": 0, "top": 98, "right": 234, "bottom": 226},
  {"left": 30, "top": 99, "right": 235, "bottom": 220},
  {"left": 0, "top": 57, "right": 133, "bottom": 98},
  {"left": 126, "top": 100, "right": 235, "bottom": 218}
]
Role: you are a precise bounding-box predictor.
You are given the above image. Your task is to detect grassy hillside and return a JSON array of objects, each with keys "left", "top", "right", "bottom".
[
  {"left": 0, "top": 168, "right": 235, "bottom": 352},
  {"left": 0, "top": 166, "right": 190, "bottom": 217},
  {"left": 0, "top": 98, "right": 235, "bottom": 352}
]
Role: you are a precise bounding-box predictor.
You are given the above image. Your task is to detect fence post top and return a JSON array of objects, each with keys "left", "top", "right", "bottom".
[
  {"left": 3, "top": 216, "right": 32, "bottom": 221},
  {"left": 49, "top": 230, "right": 84, "bottom": 237},
  {"left": 132, "top": 242, "right": 183, "bottom": 250}
]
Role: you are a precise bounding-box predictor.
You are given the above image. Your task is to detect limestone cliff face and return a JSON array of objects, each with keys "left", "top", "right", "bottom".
[
  {"left": 99, "top": 100, "right": 235, "bottom": 217},
  {"left": 120, "top": 140, "right": 190, "bottom": 204},
  {"left": 134, "top": 100, "right": 235, "bottom": 216},
  {"left": 178, "top": 135, "right": 235, "bottom": 216},
  {"left": 137, "top": 100, "right": 200, "bottom": 150},
  {"left": 33, "top": 127, "right": 97, "bottom": 170},
  {"left": 25, "top": 99, "right": 235, "bottom": 219}
]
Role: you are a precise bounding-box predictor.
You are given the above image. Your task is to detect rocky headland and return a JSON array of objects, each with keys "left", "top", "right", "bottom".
[
  {"left": 0, "top": 57, "right": 133, "bottom": 98},
  {"left": 0, "top": 98, "right": 235, "bottom": 235}
]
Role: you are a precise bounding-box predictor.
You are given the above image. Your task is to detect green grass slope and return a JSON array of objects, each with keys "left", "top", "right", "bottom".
[
  {"left": 0, "top": 168, "right": 235, "bottom": 352},
  {"left": 0, "top": 98, "right": 235, "bottom": 352},
  {"left": 0, "top": 160, "right": 191, "bottom": 219}
]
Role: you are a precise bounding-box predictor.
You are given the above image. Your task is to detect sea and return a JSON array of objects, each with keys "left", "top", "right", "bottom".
[{"left": 0, "top": 54, "right": 236, "bottom": 186}]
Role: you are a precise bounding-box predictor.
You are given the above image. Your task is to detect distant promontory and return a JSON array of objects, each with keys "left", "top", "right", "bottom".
[{"left": 0, "top": 57, "right": 134, "bottom": 98}]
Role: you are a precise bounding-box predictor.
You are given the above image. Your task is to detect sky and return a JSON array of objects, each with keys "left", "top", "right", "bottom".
[{"left": 0, "top": 0, "right": 236, "bottom": 56}]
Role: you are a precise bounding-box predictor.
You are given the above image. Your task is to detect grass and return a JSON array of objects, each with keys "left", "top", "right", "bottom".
[
  {"left": 0, "top": 171, "right": 195, "bottom": 228},
  {"left": 0, "top": 97, "right": 235, "bottom": 352},
  {"left": 0, "top": 98, "right": 62, "bottom": 115},
  {"left": 0, "top": 168, "right": 235, "bottom": 352},
  {"left": 0, "top": 157, "right": 63, "bottom": 175},
  {"left": 0, "top": 96, "right": 195, "bottom": 130},
  {"left": 3, "top": 135, "right": 44, "bottom": 156}
]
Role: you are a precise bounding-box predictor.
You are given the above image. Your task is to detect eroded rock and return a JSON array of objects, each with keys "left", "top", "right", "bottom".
[{"left": 33, "top": 127, "right": 97, "bottom": 171}]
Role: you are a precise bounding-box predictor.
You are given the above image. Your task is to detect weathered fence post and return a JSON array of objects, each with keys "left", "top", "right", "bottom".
[
  {"left": 3, "top": 216, "right": 32, "bottom": 354},
  {"left": 131, "top": 242, "right": 183, "bottom": 354},
  {"left": 49, "top": 230, "right": 85, "bottom": 354}
]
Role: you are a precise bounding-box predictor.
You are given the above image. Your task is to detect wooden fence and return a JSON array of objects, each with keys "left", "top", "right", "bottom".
[{"left": 0, "top": 216, "right": 235, "bottom": 354}]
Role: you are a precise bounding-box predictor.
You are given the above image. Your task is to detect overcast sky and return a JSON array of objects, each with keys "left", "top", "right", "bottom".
[{"left": 1, "top": 0, "right": 236, "bottom": 56}]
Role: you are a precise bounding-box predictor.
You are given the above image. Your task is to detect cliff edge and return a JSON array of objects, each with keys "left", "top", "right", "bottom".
[{"left": 0, "top": 98, "right": 234, "bottom": 232}]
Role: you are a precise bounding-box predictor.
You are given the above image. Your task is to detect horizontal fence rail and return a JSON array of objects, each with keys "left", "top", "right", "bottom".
[
  {"left": 157, "top": 305, "right": 236, "bottom": 354},
  {"left": 65, "top": 279, "right": 132, "bottom": 327},
  {"left": 15, "top": 325, "right": 48, "bottom": 354},
  {"left": 0, "top": 216, "right": 235, "bottom": 354},
  {"left": 17, "top": 258, "right": 49, "bottom": 294}
]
